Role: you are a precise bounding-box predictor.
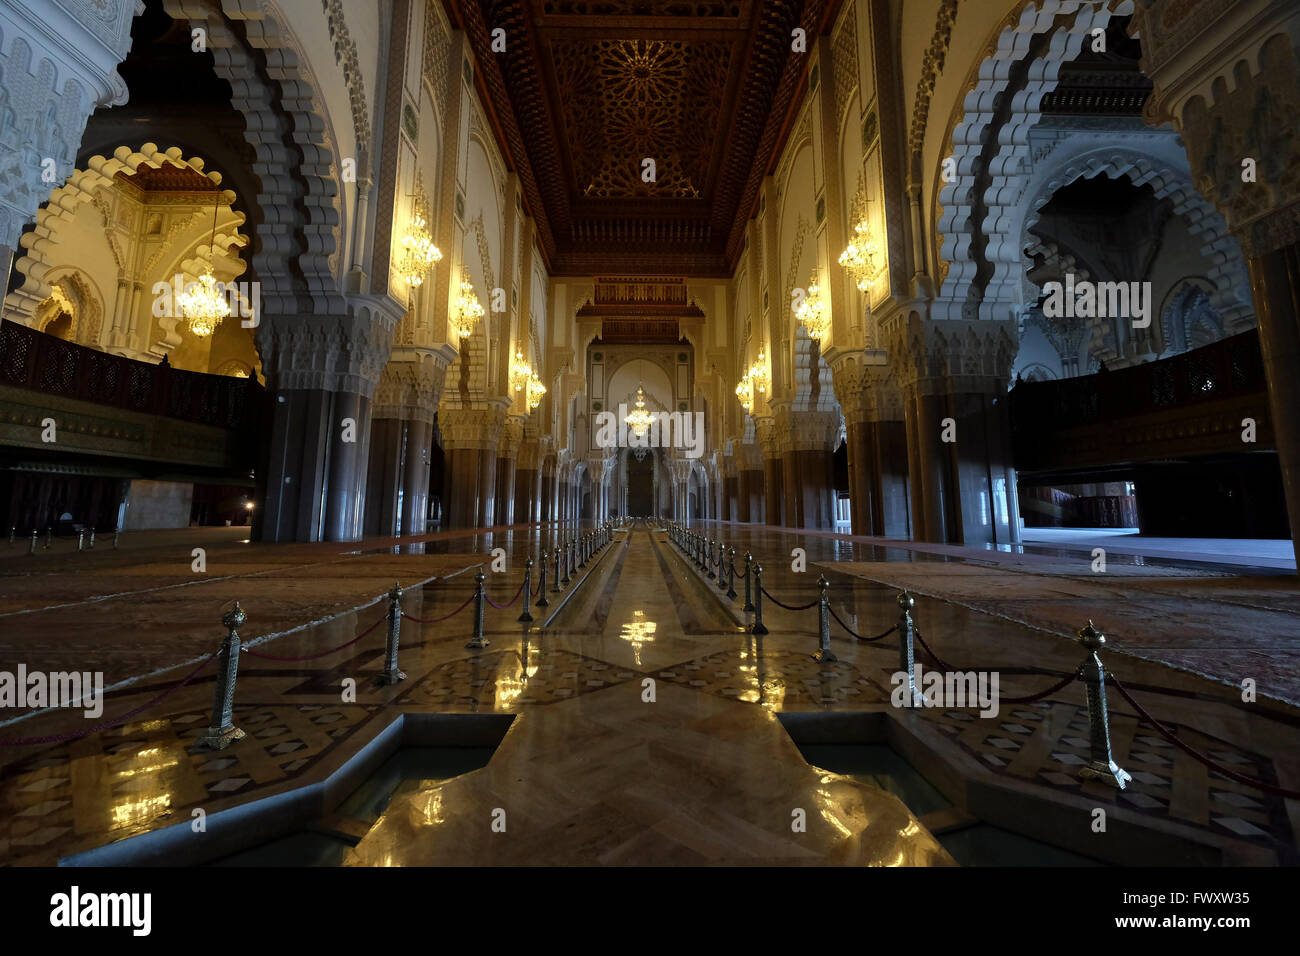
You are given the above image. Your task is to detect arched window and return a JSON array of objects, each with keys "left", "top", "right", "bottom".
[{"left": 1160, "top": 283, "right": 1223, "bottom": 355}]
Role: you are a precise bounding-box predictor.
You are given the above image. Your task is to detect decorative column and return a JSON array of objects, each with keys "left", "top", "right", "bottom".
[
  {"left": 755, "top": 416, "right": 783, "bottom": 527},
  {"left": 437, "top": 403, "right": 507, "bottom": 530},
  {"left": 774, "top": 406, "right": 840, "bottom": 530},
  {"left": 515, "top": 437, "right": 541, "bottom": 525},
  {"left": 495, "top": 417, "right": 524, "bottom": 527},
  {"left": 257, "top": 310, "right": 397, "bottom": 542},
  {"left": 365, "top": 354, "right": 449, "bottom": 536},
  {"left": 886, "top": 312, "right": 1019, "bottom": 545},
  {"left": 1134, "top": 0, "right": 1300, "bottom": 568}
]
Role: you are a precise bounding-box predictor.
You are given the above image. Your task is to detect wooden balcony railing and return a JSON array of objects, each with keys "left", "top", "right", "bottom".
[{"left": 0, "top": 319, "right": 262, "bottom": 433}]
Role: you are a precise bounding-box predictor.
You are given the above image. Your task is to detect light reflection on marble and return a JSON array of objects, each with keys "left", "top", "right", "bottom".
[{"left": 344, "top": 529, "right": 953, "bottom": 866}]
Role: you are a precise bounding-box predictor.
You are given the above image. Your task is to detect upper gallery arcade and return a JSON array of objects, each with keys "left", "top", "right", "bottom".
[{"left": 1, "top": 0, "right": 1297, "bottom": 567}]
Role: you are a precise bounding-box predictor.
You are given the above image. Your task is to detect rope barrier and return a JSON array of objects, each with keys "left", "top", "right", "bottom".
[
  {"left": 912, "top": 625, "right": 959, "bottom": 672},
  {"left": 1110, "top": 675, "right": 1300, "bottom": 799},
  {"left": 485, "top": 578, "right": 527, "bottom": 611},
  {"left": 0, "top": 652, "right": 216, "bottom": 747},
  {"left": 242, "top": 614, "right": 386, "bottom": 662},
  {"left": 999, "top": 671, "right": 1080, "bottom": 704},
  {"left": 403, "top": 591, "right": 476, "bottom": 625},
  {"left": 828, "top": 605, "right": 897, "bottom": 643},
  {"left": 759, "top": 586, "right": 819, "bottom": 612}
]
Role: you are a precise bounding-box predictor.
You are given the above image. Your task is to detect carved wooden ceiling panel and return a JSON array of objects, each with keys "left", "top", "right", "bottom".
[{"left": 445, "top": 0, "right": 836, "bottom": 276}]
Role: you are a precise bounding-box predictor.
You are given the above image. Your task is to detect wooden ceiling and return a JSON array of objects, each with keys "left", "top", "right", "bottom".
[{"left": 443, "top": 0, "right": 837, "bottom": 276}]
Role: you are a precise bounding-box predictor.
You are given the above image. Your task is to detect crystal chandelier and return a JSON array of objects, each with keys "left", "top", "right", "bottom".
[
  {"left": 399, "top": 178, "right": 442, "bottom": 289},
  {"left": 794, "top": 271, "right": 830, "bottom": 341},
  {"left": 735, "top": 374, "right": 754, "bottom": 415},
  {"left": 525, "top": 372, "right": 546, "bottom": 410},
  {"left": 624, "top": 385, "right": 655, "bottom": 440},
  {"left": 453, "top": 278, "right": 484, "bottom": 338},
  {"left": 837, "top": 188, "right": 878, "bottom": 292},
  {"left": 180, "top": 193, "right": 232, "bottom": 337},
  {"left": 510, "top": 350, "right": 534, "bottom": 392},
  {"left": 748, "top": 349, "right": 770, "bottom": 395}
]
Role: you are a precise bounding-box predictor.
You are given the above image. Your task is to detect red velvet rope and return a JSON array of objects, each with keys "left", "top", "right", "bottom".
[
  {"left": 242, "top": 614, "right": 386, "bottom": 661},
  {"left": 1110, "top": 674, "right": 1300, "bottom": 799},
  {"left": 485, "top": 578, "right": 527, "bottom": 610},
  {"left": 403, "top": 591, "right": 475, "bottom": 624}
]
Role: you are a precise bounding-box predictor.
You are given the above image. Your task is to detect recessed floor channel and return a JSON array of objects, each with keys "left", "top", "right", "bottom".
[
  {"left": 779, "top": 714, "right": 1107, "bottom": 867},
  {"left": 210, "top": 746, "right": 496, "bottom": 866}
]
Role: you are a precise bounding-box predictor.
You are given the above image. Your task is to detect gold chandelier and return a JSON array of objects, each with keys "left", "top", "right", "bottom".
[
  {"left": 735, "top": 374, "right": 754, "bottom": 414},
  {"left": 399, "top": 175, "right": 442, "bottom": 288},
  {"left": 624, "top": 385, "right": 655, "bottom": 439},
  {"left": 837, "top": 188, "right": 878, "bottom": 292},
  {"left": 510, "top": 350, "right": 534, "bottom": 392},
  {"left": 453, "top": 278, "right": 484, "bottom": 338},
  {"left": 748, "top": 349, "right": 770, "bottom": 395},
  {"left": 180, "top": 193, "right": 232, "bottom": 338},
  {"left": 525, "top": 372, "right": 546, "bottom": 411},
  {"left": 794, "top": 271, "right": 830, "bottom": 341}
]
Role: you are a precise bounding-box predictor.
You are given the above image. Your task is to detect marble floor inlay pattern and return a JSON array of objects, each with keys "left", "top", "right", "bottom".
[{"left": 1, "top": 521, "right": 1296, "bottom": 866}]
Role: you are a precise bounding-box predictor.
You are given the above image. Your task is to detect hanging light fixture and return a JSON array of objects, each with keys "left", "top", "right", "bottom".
[
  {"left": 749, "top": 348, "right": 770, "bottom": 395},
  {"left": 625, "top": 386, "right": 655, "bottom": 440},
  {"left": 793, "top": 270, "right": 830, "bottom": 342},
  {"left": 624, "top": 360, "right": 657, "bottom": 443},
  {"left": 735, "top": 373, "right": 754, "bottom": 415},
  {"left": 510, "top": 349, "right": 534, "bottom": 392},
  {"left": 453, "top": 278, "right": 485, "bottom": 338},
  {"left": 179, "top": 191, "right": 232, "bottom": 338},
  {"left": 525, "top": 371, "right": 546, "bottom": 411},
  {"left": 837, "top": 188, "right": 879, "bottom": 292},
  {"left": 399, "top": 178, "right": 442, "bottom": 289}
]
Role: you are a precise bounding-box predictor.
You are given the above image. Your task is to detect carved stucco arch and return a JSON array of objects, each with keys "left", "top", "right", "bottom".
[
  {"left": 10, "top": 144, "right": 239, "bottom": 312},
  {"left": 1019, "top": 143, "right": 1248, "bottom": 307},
  {"left": 35, "top": 269, "right": 105, "bottom": 348},
  {"left": 933, "top": 0, "right": 1130, "bottom": 321},
  {"left": 165, "top": 0, "right": 350, "bottom": 319}
]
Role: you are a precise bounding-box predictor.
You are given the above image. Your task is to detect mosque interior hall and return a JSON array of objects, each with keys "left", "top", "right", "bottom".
[{"left": 2, "top": 0, "right": 1300, "bottom": 876}]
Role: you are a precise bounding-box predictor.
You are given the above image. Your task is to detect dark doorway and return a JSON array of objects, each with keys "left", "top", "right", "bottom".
[{"left": 627, "top": 452, "right": 654, "bottom": 515}]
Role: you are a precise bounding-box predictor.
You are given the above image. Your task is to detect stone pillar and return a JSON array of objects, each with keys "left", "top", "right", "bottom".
[
  {"left": 907, "top": 386, "right": 952, "bottom": 543},
  {"left": 1248, "top": 244, "right": 1300, "bottom": 556},
  {"left": 257, "top": 313, "right": 395, "bottom": 543},
  {"left": 515, "top": 439, "right": 540, "bottom": 525},
  {"left": 365, "top": 356, "right": 447, "bottom": 537},
  {"left": 364, "top": 416, "right": 403, "bottom": 537},
  {"left": 401, "top": 418, "right": 434, "bottom": 535},
  {"left": 1132, "top": 0, "right": 1300, "bottom": 567},
  {"left": 477, "top": 446, "right": 497, "bottom": 527},
  {"left": 438, "top": 404, "right": 507, "bottom": 530},
  {"left": 494, "top": 418, "right": 524, "bottom": 526},
  {"left": 756, "top": 417, "right": 783, "bottom": 527},
  {"left": 540, "top": 455, "right": 556, "bottom": 523},
  {"left": 887, "top": 314, "right": 1018, "bottom": 546},
  {"left": 776, "top": 408, "right": 839, "bottom": 530}
]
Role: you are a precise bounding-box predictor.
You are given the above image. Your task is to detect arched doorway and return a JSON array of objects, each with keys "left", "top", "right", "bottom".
[{"left": 626, "top": 450, "right": 654, "bottom": 515}]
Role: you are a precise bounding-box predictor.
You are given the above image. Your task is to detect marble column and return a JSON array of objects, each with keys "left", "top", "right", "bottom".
[
  {"left": 1248, "top": 242, "right": 1300, "bottom": 558},
  {"left": 494, "top": 419, "right": 524, "bottom": 527},
  {"left": 363, "top": 417, "right": 403, "bottom": 537},
  {"left": 438, "top": 404, "right": 507, "bottom": 530},
  {"left": 401, "top": 419, "right": 433, "bottom": 535},
  {"left": 477, "top": 446, "right": 497, "bottom": 527}
]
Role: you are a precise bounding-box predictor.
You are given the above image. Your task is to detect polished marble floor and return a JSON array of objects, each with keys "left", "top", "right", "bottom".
[{"left": 0, "top": 520, "right": 1296, "bottom": 865}]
